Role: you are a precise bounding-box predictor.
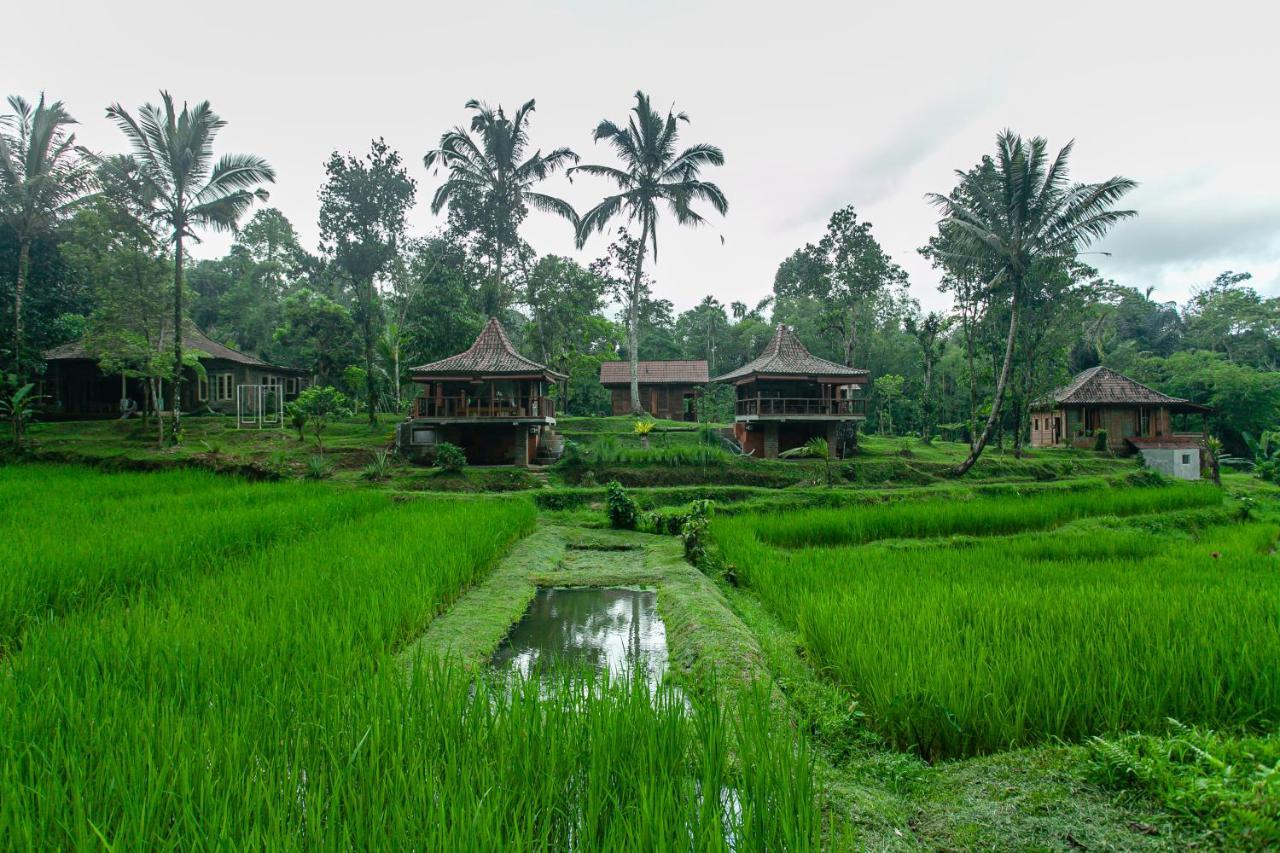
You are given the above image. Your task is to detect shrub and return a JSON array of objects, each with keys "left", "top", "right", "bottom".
[
  {"left": 1094, "top": 428, "right": 1109, "bottom": 452},
  {"left": 681, "top": 499, "right": 715, "bottom": 566},
  {"left": 286, "top": 403, "right": 308, "bottom": 441},
  {"left": 606, "top": 481, "right": 639, "bottom": 530},
  {"left": 304, "top": 455, "right": 332, "bottom": 480},
  {"left": 434, "top": 442, "right": 466, "bottom": 473},
  {"left": 293, "top": 386, "right": 351, "bottom": 451},
  {"left": 361, "top": 449, "right": 392, "bottom": 481}
]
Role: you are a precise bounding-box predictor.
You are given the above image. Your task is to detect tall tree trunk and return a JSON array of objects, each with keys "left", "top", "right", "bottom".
[
  {"left": 12, "top": 237, "right": 30, "bottom": 382},
  {"left": 952, "top": 286, "right": 1020, "bottom": 477},
  {"left": 393, "top": 343, "right": 401, "bottom": 413},
  {"left": 171, "top": 235, "right": 185, "bottom": 443},
  {"left": 628, "top": 225, "right": 647, "bottom": 415},
  {"left": 364, "top": 277, "right": 376, "bottom": 427},
  {"left": 920, "top": 359, "right": 935, "bottom": 441},
  {"left": 150, "top": 376, "right": 164, "bottom": 448},
  {"left": 961, "top": 303, "right": 979, "bottom": 449}
]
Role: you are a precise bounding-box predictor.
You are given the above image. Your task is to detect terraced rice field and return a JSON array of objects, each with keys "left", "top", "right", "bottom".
[
  {"left": 0, "top": 465, "right": 822, "bottom": 848},
  {"left": 713, "top": 482, "right": 1280, "bottom": 759}
]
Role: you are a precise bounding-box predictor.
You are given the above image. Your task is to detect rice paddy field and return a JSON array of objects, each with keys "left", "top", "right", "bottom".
[
  {"left": 0, "top": 465, "right": 824, "bottom": 849},
  {"left": 712, "top": 482, "right": 1280, "bottom": 760}
]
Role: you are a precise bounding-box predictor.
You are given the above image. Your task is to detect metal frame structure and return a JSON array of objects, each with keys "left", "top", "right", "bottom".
[{"left": 236, "top": 384, "right": 284, "bottom": 429}]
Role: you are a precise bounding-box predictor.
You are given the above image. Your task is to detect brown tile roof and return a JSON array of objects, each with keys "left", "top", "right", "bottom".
[
  {"left": 43, "top": 322, "right": 307, "bottom": 374},
  {"left": 1036, "top": 366, "right": 1206, "bottom": 409},
  {"left": 712, "top": 324, "right": 869, "bottom": 382},
  {"left": 410, "top": 317, "right": 565, "bottom": 379},
  {"left": 599, "top": 360, "right": 709, "bottom": 386}
]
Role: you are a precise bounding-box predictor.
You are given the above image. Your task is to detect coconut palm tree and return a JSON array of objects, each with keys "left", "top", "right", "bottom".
[
  {"left": 104, "top": 92, "right": 274, "bottom": 439},
  {"left": 927, "top": 131, "right": 1136, "bottom": 476},
  {"left": 571, "top": 91, "right": 727, "bottom": 414},
  {"left": 0, "top": 94, "right": 94, "bottom": 380},
  {"left": 424, "top": 99, "right": 577, "bottom": 316}
]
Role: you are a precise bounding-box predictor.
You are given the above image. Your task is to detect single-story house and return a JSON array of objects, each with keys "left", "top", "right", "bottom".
[
  {"left": 42, "top": 323, "right": 310, "bottom": 418},
  {"left": 1030, "top": 365, "right": 1211, "bottom": 479},
  {"left": 598, "top": 360, "right": 708, "bottom": 420}
]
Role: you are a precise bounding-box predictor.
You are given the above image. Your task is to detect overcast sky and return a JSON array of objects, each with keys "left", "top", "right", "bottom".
[{"left": 11, "top": 0, "right": 1279, "bottom": 314}]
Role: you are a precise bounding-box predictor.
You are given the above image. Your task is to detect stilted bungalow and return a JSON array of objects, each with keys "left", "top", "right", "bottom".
[
  {"left": 1029, "top": 365, "right": 1211, "bottom": 479},
  {"left": 599, "top": 360, "right": 708, "bottom": 420},
  {"left": 41, "top": 323, "right": 309, "bottom": 418},
  {"left": 397, "top": 318, "right": 563, "bottom": 466},
  {"left": 713, "top": 324, "right": 868, "bottom": 459}
]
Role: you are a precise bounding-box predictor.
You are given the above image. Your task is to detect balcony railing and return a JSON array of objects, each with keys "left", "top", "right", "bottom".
[
  {"left": 412, "top": 395, "right": 554, "bottom": 419},
  {"left": 735, "top": 397, "right": 866, "bottom": 417}
]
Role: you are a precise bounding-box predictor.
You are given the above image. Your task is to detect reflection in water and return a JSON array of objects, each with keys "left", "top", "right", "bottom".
[{"left": 491, "top": 587, "right": 667, "bottom": 686}]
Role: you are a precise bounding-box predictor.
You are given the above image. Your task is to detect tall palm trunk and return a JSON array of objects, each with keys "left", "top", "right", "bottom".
[
  {"left": 628, "top": 236, "right": 646, "bottom": 415},
  {"left": 171, "top": 235, "right": 185, "bottom": 441},
  {"left": 953, "top": 286, "right": 1019, "bottom": 476},
  {"left": 12, "top": 238, "right": 30, "bottom": 383},
  {"left": 364, "top": 277, "right": 376, "bottom": 427}
]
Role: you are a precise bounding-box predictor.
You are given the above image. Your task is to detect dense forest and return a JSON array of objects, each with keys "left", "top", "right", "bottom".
[{"left": 2, "top": 92, "right": 1277, "bottom": 456}]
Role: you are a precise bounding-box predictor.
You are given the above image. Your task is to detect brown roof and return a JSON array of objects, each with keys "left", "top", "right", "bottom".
[
  {"left": 712, "top": 324, "right": 869, "bottom": 383},
  {"left": 599, "top": 360, "right": 708, "bottom": 386},
  {"left": 410, "top": 317, "right": 565, "bottom": 379},
  {"left": 1036, "top": 366, "right": 1207, "bottom": 410},
  {"left": 43, "top": 322, "right": 307, "bottom": 374},
  {"left": 1128, "top": 436, "right": 1204, "bottom": 450}
]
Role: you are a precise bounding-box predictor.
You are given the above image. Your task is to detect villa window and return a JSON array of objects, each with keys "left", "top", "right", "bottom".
[
  {"left": 197, "top": 376, "right": 209, "bottom": 402},
  {"left": 214, "top": 373, "right": 234, "bottom": 402}
]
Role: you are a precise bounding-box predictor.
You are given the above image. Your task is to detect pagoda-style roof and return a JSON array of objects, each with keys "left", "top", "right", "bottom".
[
  {"left": 43, "top": 322, "right": 307, "bottom": 374},
  {"left": 712, "top": 324, "right": 869, "bottom": 383},
  {"left": 599, "top": 360, "right": 708, "bottom": 386},
  {"left": 410, "top": 317, "right": 565, "bottom": 380},
  {"left": 1035, "top": 366, "right": 1208, "bottom": 412}
]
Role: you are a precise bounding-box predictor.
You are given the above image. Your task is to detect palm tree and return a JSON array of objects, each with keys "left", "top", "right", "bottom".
[
  {"left": 927, "top": 130, "right": 1136, "bottom": 476},
  {"left": 571, "top": 91, "right": 727, "bottom": 414},
  {"left": 423, "top": 99, "right": 577, "bottom": 316},
  {"left": 0, "top": 95, "right": 94, "bottom": 380},
  {"left": 104, "top": 92, "right": 274, "bottom": 439}
]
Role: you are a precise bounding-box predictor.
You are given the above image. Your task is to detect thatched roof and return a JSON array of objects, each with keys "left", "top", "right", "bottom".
[{"left": 713, "top": 325, "right": 868, "bottom": 383}]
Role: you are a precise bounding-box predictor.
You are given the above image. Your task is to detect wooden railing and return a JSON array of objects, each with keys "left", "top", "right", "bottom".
[
  {"left": 735, "top": 397, "right": 866, "bottom": 417},
  {"left": 412, "top": 395, "right": 554, "bottom": 419}
]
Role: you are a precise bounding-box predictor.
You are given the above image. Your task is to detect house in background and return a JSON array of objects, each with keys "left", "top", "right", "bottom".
[
  {"left": 1029, "top": 365, "right": 1211, "bottom": 479},
  {"left": 599, "top": 360, "right": 708, "bottom": 420},
  {"left": 42, "top": 323, "right": 310, "bottom": 418},
  {"left": 713, "top": 324, "right": 868, "bottom": 459},
  {"left": 397, "top": 317, "right": 563, "bottom": 466}
]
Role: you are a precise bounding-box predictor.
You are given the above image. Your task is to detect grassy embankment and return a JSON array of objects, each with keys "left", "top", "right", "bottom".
[
  {"left": 0, "top": 464, "right": 825, "bottom": 849},
  {"left": 707, "top": 477, "right": 1280, "bottom": 847}
]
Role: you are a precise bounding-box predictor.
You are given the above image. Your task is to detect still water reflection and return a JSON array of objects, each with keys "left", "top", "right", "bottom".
[{"left": 490, "top": 587, "right": 667, "bottom": 686}]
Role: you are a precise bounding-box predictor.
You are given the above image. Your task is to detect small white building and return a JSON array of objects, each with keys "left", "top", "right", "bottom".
[{"left": 1129, "top": 437, "right": 1204, "bottom": 480}]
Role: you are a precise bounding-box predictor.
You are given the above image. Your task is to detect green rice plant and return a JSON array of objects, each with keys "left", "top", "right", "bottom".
[
  {"left": 0, "top": 465, "right": 386, "bottom": 651},
  {"left": 0, "top": 492, "right": 823, "bottom": 848},
  {"left": 747, "top": 481, "right": 1221, "bottom": 548},
  {"left": 714, "top": 493, "right": 1280, "bottom": 760}
]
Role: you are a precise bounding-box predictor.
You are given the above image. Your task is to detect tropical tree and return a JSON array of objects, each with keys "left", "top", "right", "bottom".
[
  {"left": 926, "top": 131, "right": 1136, "bottom": 475},
  {"left": 318, "top": 139, "right": 416, "bottom": 426},
  {"left": 0, "top": 94, "right": 94, "bottom": 381},
  {"left": 423, "top": 99, "right": 578, "bottom": 316},
  {"left": 103, "top": 92, "right": 274, "bottom": 440},
  {"left": 571, "top": 91, "right": 727, "bottom": 413}
]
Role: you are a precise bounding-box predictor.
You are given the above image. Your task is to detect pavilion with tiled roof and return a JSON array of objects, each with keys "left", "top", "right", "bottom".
[
  {"left": 1030, "top": 366, "right": 1210, "bottom": 478},
  {"left": 599, "top": 360, "right": 708, "bottom": 419},
  {"left": 399, "top": 318, "right": 562, "bottom": 466},
  {"left": 713, "top": 324, "right": 869, "bottom": 459}
]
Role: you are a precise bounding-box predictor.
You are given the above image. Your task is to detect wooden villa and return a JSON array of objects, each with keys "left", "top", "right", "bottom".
[
  {"left": 41, "top": 323, "right": 310, "bottom": 418},
  {"left": 396, "top": 317, "right": 563, "bottom": 466},
  {"left": 1030, "top": 365, "right": 1211, "bottom": 479},
  {"left": 713, "top": 324, "right": 868, "bottom": 459},
  {"left": 599, "top": 360, "right": 708, "bottom": 420}
]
